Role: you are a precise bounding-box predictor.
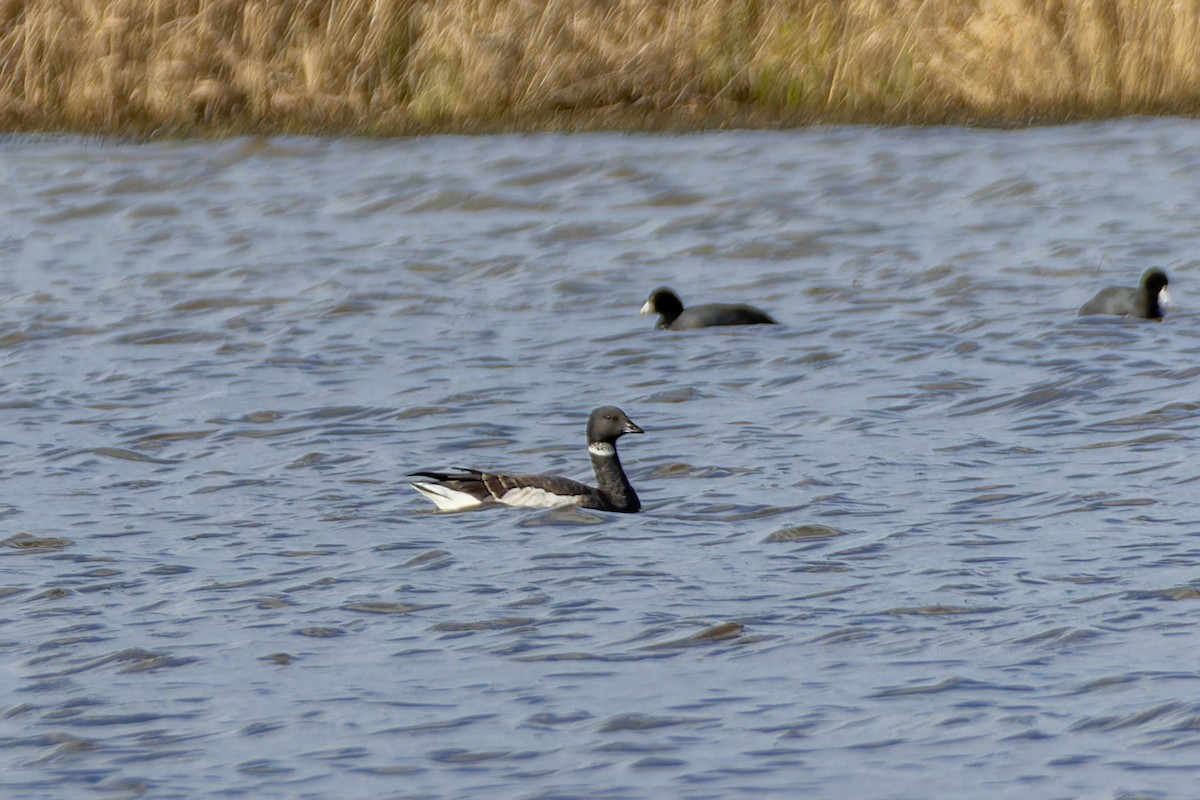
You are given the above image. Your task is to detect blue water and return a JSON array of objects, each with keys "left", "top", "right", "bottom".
[{"left": 2, "top": 122, "right": 1200, "bottom": 798}]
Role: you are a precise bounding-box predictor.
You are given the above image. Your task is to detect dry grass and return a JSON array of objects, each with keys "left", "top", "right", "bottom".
[{"left": 1, "top": 0, "right": 1200, "bottom": 136}]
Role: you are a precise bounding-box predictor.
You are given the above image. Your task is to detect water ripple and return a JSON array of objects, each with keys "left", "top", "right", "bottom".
[{"left": 3, "top": 122, "right": 1200, "bottom": 798}]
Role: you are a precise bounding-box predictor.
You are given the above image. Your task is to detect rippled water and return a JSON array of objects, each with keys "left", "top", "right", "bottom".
[{"left": 3, "top": 121, "right": 1200, "bottom": 798}]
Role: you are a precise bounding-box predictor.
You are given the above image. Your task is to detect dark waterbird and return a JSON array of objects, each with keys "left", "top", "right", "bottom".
[
  {"left": 1078, "top": 267, "right": 1171, "bottom": 320},
  {"left": 640, "top": 287, "right": 778, "bottom": 330},
  {"left": 409, "top": 406, "right": 644, "bottom": 513}
]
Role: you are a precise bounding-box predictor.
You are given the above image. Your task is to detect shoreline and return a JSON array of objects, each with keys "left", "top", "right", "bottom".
[{"left": 3, "top": 1, "right": 1199, "bottom": 139}]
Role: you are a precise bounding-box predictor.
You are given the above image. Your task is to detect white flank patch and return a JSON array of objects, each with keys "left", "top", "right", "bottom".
[
  {"left": 410, "top": 482, "right": 485, "bottom": 512},
  {"left": 1160, "top": 288, "right": 1173, "bottom": 308},
  {"left": 588, "top": 442, "right": 615, "bottom": 457},
  {"left": 498, "top": 486, "right": 581, "bottom": 508},
  {"left": 639, "top": 300, "right": 653, "bottom": 316}
]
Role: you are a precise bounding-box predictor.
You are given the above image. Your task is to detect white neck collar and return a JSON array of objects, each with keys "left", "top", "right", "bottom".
[{"left": 588, "top": 442, "right": 615, "bottom": 457}]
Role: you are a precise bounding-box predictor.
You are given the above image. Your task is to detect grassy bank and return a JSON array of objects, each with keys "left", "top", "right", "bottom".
[{"left": 4, "top": 0, "right": 1200, "bottom": 137}]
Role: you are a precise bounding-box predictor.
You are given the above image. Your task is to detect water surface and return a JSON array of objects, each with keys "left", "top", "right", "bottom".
[{"left": 3, "top": 122, "right": 1200, "bottom": 798}]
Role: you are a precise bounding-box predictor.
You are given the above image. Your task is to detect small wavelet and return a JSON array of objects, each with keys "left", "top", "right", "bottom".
[{"left": 5, "top": 124, "right": 1200, "bottom": 799}]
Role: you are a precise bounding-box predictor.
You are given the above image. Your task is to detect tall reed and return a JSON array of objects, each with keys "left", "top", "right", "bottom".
[{"left": 1, "top": 0, "right": 1199, "bottom": 136}]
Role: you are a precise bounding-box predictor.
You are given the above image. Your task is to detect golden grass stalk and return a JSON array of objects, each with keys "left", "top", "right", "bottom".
[{"left": 1, "top": 0, "right": 1200, "bottom": 136}]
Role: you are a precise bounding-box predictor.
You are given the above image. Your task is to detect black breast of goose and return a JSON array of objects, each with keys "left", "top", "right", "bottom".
[{"left": 410, "top": 406, "right": 644, "bottom": 513}]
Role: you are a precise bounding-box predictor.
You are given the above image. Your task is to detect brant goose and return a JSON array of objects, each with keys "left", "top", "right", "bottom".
[
  {"left": 1079, "top": 268, "right": 1171, "bottom": 320},
  {"left": 409, "top": 406, "right": 644, "bottom": 513},
  {"left": 640, "top": 287, "right": 777, "bottom": 330}
]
